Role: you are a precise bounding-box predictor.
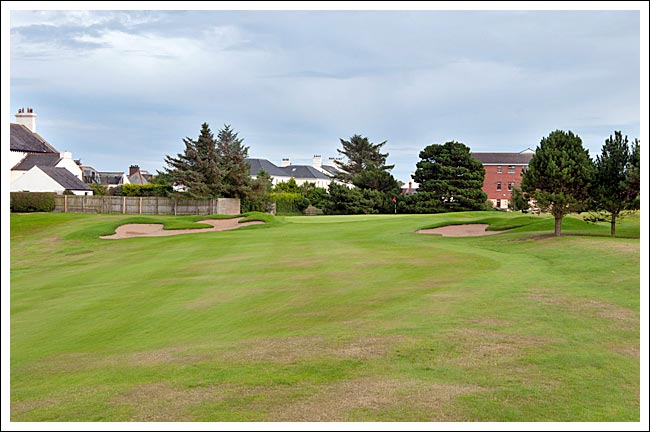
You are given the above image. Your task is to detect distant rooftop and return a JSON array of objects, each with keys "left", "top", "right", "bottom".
[
  {"left": 471, "top": 152, "right": 533, "bottom": 165},
  {"left": 246, "top": 158, "right": 337, "bottom": 180},
  {"left": 40, "top": 167, "right": 92, "bottom": 191}
]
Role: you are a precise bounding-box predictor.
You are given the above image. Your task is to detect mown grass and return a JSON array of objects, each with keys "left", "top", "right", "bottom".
[{"left": 10, "top": 211, "right": 640, "bottom": 421}]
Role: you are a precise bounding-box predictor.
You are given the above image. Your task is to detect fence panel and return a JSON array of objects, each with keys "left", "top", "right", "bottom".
[{"left": 53, "top": 196, "right": 240, "bottom": 215}]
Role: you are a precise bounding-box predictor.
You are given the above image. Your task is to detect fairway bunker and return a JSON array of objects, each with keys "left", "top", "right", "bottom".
[
  {"left": 417, "top": 223, "right": 510, "bottom": 237},
  {"left": 101, "top": 217, "right": 264, "bottom": 239}
]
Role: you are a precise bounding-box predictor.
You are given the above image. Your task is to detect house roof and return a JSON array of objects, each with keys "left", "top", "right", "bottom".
[
  {"left": 98, "top": 172, "right": 126, "bottom": 185},
  {"left": 40, "top": 167, "right": 92, "bottom": 191},
  {"left": 471, "top": 152, "right": 533, "bottom": 165},
  {"left": 247, "top": 158, "right": 342, "bottom": 180},
  {"left": 246, "top": 158, "right": 287, "bottom": 177},
  {"left": 13, "top": 153, "right": 62, "bottom": 171},
  {"left": 10, "top": 123, "right": 58, "bottom": 153},
  {"left": 319, "top": 165, "right": 341, "bottom": 177},
  {"left": 281, "top": 165, "right": 330, "bottom": 180},
  {"left": 128, "top": 171, "right": 149, "bottom": 185}
]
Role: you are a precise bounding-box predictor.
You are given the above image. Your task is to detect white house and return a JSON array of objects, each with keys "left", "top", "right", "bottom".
[
  {"left": 10, "top": 108, "right": 91, "bottom": 195},
  {"left": 11, "top": 166, "right": 93, "bottom": 195},
  {"left": 247, "top": 155, "right": 348, "bottom": 189},
  {"left": 12, "top": 151, "right": 83, "bottom": 182}
]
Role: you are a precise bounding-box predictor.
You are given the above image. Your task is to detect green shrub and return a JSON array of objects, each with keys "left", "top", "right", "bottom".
[
  {"left": 90, "top": 184, "right": 109, "bottom": 196},
  {"left": 271, "top": 192, "right": 309, "bottom": 215},
  {"left": 10, "top": 192, "right": 56, "bottom": 212},
  {"left": 324, "top": 183, "right": 389, "bottom": 215},
  {"left": 112, "top": 184, "right": 173, "bottom": 197}
]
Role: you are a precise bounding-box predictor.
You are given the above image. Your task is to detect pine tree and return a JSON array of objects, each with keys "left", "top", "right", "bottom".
[
  {"left": 334, "top": 134, "right": 395, "bottom": 184},
  {"left": 216, "top": 125, "right": 251, "bottom": 199},
  {"left": 521, "top": 130, "right": 594, "bottom": 236},
  {"left": 164, "top": 123, "right": 222, "bottom": 198},
  {"left": 593, "top": 132, "right": 640, "bottom": 237},
  {"left": 411, "top": 141, "right": 486, "bottom": 212}
]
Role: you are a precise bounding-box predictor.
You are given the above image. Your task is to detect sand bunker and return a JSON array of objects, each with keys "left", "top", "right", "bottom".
[
  {"left": 417, "top": 223, "right": 510, "bottom": 237},
  {"left": 101, "top": 217, "right": 264, "bottom": 239}
]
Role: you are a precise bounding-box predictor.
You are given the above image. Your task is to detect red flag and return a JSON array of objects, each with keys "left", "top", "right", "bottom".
[{"left": 392, "top": 196, "right": 397, "bottom": 203}]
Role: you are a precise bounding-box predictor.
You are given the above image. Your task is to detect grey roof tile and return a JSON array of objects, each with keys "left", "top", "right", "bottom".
[
  {"left": 13, "top": 153, "right": 62, "bottom": 170},
  {"left": 40, "top": 167, "right": 92, "bottom": 191},
  {"left": 246, "top": 158, "right": 287, "bottom": 177},
  {"left": 10, "top": 123, "right": 58, "bottom": 153}
]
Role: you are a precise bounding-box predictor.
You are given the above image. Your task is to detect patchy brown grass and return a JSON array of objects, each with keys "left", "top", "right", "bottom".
[
  {"left": 219, "top": 335, "right": 408, "bottom": 363},
  {"left": 468, "top": 318, "right": 514, "bottom": 327},
  {"left": 12, "top": 386, "right": 113, "bottom": 420},
  {"left": 12, "top": 397, "right": 63, "bottom": 418},
  {"left": 399, "top": 327, "right": 562, "bottom": 393},
  {"left": 440, "top": 328, "right": 551, "bottom": 369},
  {"left": 267, "top": 377, "right": 486, "bottom": 421},
  {"left": 112, "top": 383, "right": 229, "bottom": 421},
  {"left": 528, "top": 292, "right": 637, "bottom": 328},
  {"left": 428, "top": 327, "right": 563, "bottom": 391},
  {"left": 607, "top": 344, "right": 640, "bottom": 358},
  {"left": 23, "top": 345, "right": 213, "bottom": 375}
]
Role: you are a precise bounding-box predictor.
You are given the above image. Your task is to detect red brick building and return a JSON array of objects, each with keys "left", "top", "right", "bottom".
[{"left": 472, "top": 149, "right": 534, "bottom": 209}]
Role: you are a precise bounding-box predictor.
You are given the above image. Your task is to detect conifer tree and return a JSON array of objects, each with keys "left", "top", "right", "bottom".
[
  {"left": 164, "top": 123, "right": 222, "bottom": 198},
  {"left": 592, "top": 132, "right": 640, "bottom": 237},
  {"left": 410, "top": 141, "right": 486, "bottom": 212},
  {"left": 334, "top": 134, "right": 395, "bottom": 184},
  {"left": 521, "top": 130, "right": 594, "bottom": 236},
  {"left": 216, "top": 125, "right": 251, "bottom": 199}
]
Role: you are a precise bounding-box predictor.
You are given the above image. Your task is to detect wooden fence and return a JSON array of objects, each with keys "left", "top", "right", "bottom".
[{"left": 53, "top": 196, "right": 240, "bottom": 215}]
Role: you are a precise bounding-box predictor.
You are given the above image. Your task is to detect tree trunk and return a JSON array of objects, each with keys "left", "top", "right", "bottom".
[
  {"left": 554, "top": 216, "right": 562, "bottom": 237},
  {"left": 610, "top": 212, "right": 617, "bottom": 238}
]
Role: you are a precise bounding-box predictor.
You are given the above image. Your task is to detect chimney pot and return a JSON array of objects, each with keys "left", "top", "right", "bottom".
[
  {"left": 129, "top": 165, "right": 140, "bottom": 176},
  {"left": 15, "top": 107, "right": 37, "bottom": 132}
]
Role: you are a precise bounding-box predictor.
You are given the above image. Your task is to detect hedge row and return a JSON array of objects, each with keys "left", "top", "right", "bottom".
[
  {"left": 10, "top": 192, "right": 56, "bottom": 212},
  {"left": 110, "top": 184, "right": 173, "bottom": 197},
  {"left": 270, "top": 192, "right": 309, "bottom": 215}
]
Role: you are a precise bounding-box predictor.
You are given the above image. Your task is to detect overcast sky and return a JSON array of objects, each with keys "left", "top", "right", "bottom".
[{"left": 7, "top": 8, "right": 642, "bottom": 183}]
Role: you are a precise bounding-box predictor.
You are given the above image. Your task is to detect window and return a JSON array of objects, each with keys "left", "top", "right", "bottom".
[
  {"left": 497, "top": 165, "right": 502, "bottom": 173},
  {"left": 508, "top": 165, "right": 515, "bottom": 173},
  {"left": 496, "top": 199, "right": 502, "bottom": 208},
  {"left": 508, "top": 182, "right": 514, "bottom": 191},
  {"left": 496, "top": 182, "right": 502, "bottom": 191}
]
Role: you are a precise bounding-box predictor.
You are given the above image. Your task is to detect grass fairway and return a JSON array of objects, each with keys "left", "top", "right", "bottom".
[{"left": 10, "top": 211, "right": 640, "bottom": 421}]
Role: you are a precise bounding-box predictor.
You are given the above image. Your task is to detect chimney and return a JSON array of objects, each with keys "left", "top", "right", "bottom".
[
  {"left": 326, "top": 157, "right": 342, "bottom": 166},
  {"left": 312, "top": 155, "right": 322, "bottom": 168},
  {"left": 280, "top": 158, "right": 291, "bottom": 167},
  {"left": 129, "top": 165, "right": 140, "bottom": 176},
  {"left": 60, "top": 151, "right": 73, "bottom": 160},
  {"left": 15, "top": 107, "right": 37, "bottom": 133},
  {"left": 409, "top": 181, "right": 412, "bottom": 190}
]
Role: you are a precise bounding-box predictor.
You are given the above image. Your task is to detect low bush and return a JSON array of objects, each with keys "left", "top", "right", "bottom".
[{"left": 10, "top": 192, "right": 56, "bottom": 212}]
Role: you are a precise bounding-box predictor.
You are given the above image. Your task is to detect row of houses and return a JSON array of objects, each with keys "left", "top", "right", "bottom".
[
  {"left": 10, "top": 109, "right": 154, "bottom": 195},
  {"left": 247, "top": 156, "right": 346, "bottom": 189},
  {"left": 9, "top": 108, "right": 533, "bottom": 209}
]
